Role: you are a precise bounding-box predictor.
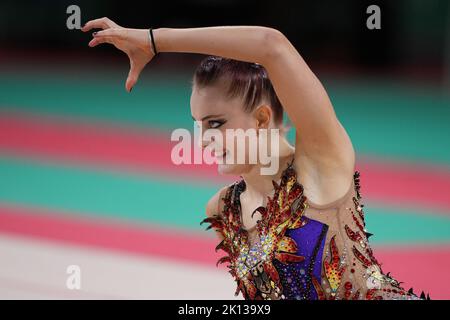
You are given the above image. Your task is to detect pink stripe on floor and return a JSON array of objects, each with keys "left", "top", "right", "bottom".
[
  {"left": 0, "top": 203, "right": 449, "bottom": 298},
  {"left": 0, "top": 111, "right": 235, "bottom": 183},
  {"left": 375, "top": 247, "right": 450, "bottom": 299},
  {"left": 357, "top": 157, "right": 450, "bottom": 213},
  {"left": 1, "top": 112, "right": 450, "bottom": 213},
  {"left": 0, "top": 203, "right": 221, "bottom": 267}
]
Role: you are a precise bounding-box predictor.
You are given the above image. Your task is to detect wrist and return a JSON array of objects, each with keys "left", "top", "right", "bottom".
[
  {"left": 148, "top": 28, "right": 157, "bottom": 55},
  {"left": 152, "top": 28, "right": 168, "bottom": 53}
]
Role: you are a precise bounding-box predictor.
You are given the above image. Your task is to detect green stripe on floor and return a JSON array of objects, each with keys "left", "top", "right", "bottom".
[
  {"left": 364, "top": 203, "right": 450, "bottom": 245},
  {"left": 1, "top": 70, "right": 449, "bottom": 166},
  {"left": 0, "top": 155, "right": 219, "bottom": 230},
  {"left": 0, "top": 70, "right": 193, "bottom": 131},
  {"left": 1, "top": 155, "right": 450, "bottom": 244}
]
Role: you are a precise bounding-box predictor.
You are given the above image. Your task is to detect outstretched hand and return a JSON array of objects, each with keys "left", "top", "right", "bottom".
[{"left": 82, "top": 17, "right": 155, "bottom": 92}]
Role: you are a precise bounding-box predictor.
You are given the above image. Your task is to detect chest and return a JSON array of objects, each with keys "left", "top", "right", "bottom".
[{"left": 235, "top": 214, "right": 329, "bottom": 300}]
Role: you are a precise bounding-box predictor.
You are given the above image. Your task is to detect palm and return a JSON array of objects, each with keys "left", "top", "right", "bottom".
[{"left": 82, "top": 17, "right": 155, "bottom": 92}]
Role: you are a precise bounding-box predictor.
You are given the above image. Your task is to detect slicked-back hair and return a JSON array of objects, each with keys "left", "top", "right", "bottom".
[{"left": 192, "top": 56, "right": 284, "bottom": 125}]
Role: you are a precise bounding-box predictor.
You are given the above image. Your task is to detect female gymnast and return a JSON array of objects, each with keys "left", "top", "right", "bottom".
[{"left": 82, "top": 18, "right": 426, "bottom": 300}]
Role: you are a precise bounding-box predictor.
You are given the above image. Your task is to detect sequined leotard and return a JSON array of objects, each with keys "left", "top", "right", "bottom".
[{"left": 201, "top": 159, "right": 426, "bottom": 300}]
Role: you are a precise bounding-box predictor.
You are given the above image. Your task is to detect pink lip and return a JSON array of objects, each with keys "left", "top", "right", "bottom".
[{"left": 214, "top": 151, "right": 227, "bottom": 158}]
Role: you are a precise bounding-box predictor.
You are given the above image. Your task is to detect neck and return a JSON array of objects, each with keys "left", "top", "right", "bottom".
[{"left": 240, "top": 137, "right": 295, "bottom": 199}]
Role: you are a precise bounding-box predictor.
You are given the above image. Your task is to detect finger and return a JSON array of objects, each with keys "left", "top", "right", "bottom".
[
  {"left": 81, "top": 17, "right": 117, "bottom": 32},
  {"left": 89, "top": 29, "right": 122, "bottom": 47},
  {"left": 93, "top": 28, "right": 121, "bottom": 39},
  {"left": 125, "top": 60, "right": 145, "bottom": 92},
  {"left": 88, "top": 36, "right": 114, "bottom": 47},
  {"left": 82, "top": 19, "right": 108, "bottom": 32}
]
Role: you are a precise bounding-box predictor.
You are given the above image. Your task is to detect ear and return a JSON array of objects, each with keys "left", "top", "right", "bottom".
[{"left": 254, "top": 105, "right": 272, "bottom": 129}]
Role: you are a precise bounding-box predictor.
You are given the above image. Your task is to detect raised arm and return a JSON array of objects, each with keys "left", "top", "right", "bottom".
[
  {"left": 154, "top": 27, "right": 355, "bottom": 177},
  {"left": 82, "top": 19, "right": 276, "bottom": 90},
  {"left": 82, "top": 19, "right": 355, "bottom": 199}
]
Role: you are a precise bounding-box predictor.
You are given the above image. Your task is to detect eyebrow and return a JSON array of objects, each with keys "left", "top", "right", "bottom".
[{"left": 191, "top": 114, "right": 225, "bottom": 121}]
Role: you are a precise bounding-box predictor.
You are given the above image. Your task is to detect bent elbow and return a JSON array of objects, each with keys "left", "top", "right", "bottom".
[{"left": 258, "top": 27, "right": 289, "bottom": 64}]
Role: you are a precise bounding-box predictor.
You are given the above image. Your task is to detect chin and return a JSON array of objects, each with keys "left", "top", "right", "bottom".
[{"left": 217, "top": 163, "right": 248, "bottom": 176}]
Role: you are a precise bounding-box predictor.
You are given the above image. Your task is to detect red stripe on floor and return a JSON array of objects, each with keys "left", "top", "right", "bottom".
[
  {"left": 0, "top": 111, "right": 235, "bottom": 183},
  {"left": 358, "top": 158, "right": 450, "bottom": 213},
  {"left": 1, "top": 112, "right": 450, "bottom": 212},
  {"left": 0, "top": 203, "right": 221, "bottom": 267},
  {"left": 0, "top": 203, "right": 449, "bottom": 298},
  {"left": 375, "top": 247, "right": 450, "bottom": 299}
]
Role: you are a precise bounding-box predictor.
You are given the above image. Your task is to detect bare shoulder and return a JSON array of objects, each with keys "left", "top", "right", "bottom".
[
  {"left": 205, "top": 184, "right": 232, "bottom": 218},
  {"left": 205, "top": 184, "right": 233, "bottom": 241}
]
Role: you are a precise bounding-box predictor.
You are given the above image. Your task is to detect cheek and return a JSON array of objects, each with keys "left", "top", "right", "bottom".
[
  {"left": 223, "top": 134, "right": 258, "bottom": 166},
  {"left": 217, "top": 162, "right": 252, "bottom": 176},
  {"left": 208, "top": 128, "right": 227, "bottom": 151},
  {"left": 222, "top": 119, "right": 256, "bottom": 151}
]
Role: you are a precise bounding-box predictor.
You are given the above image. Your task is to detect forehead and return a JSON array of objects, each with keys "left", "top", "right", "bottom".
[
  {"left": 190, "top": 84, "right": 227, "bottom": 108},
  {"left": 190, "top": 84, "right": 243, "bottom": 119}
]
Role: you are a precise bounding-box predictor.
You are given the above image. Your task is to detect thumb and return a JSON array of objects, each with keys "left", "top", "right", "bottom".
[{"left": 125, "top": 59, "right": 144, "bottom": 92}]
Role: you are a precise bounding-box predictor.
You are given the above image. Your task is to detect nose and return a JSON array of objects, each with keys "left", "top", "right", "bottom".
[
  {"left": 197, "top": 136, "right": 205, "bottom": 150},
  {"left": 197, "top": 133, "right": 211, "bottom": 150},
  {"left": 194, "top": 121, "right": 206, "bottom": 150}
]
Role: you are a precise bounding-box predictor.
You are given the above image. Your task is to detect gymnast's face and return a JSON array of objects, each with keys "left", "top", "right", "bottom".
[{"left": 190, "top": 82, "right": 273, "bottom": 175}]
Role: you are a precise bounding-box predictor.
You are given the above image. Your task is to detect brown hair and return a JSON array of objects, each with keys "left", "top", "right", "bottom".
[{"left": 192, "top": 56, "right": 284, "bottom": 125}]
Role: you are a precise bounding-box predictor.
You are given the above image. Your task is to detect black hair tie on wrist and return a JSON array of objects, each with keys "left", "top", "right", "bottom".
[{"left": 149, "top": 28, "right": 158, "bottom": 55}]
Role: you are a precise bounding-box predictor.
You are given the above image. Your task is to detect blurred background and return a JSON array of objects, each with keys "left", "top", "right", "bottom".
[{"left": 0, "top": 0, "right": 449, "bottom": 299}]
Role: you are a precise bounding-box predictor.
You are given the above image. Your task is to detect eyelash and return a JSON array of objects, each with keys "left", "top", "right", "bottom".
[{"left": 208, "top": 120, "right": 225, "bottom": 129}]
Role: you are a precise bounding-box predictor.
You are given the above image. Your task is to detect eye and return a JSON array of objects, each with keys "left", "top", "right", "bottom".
[{"left": 208, "top": 120, "right": 225, "bottom": 129}]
